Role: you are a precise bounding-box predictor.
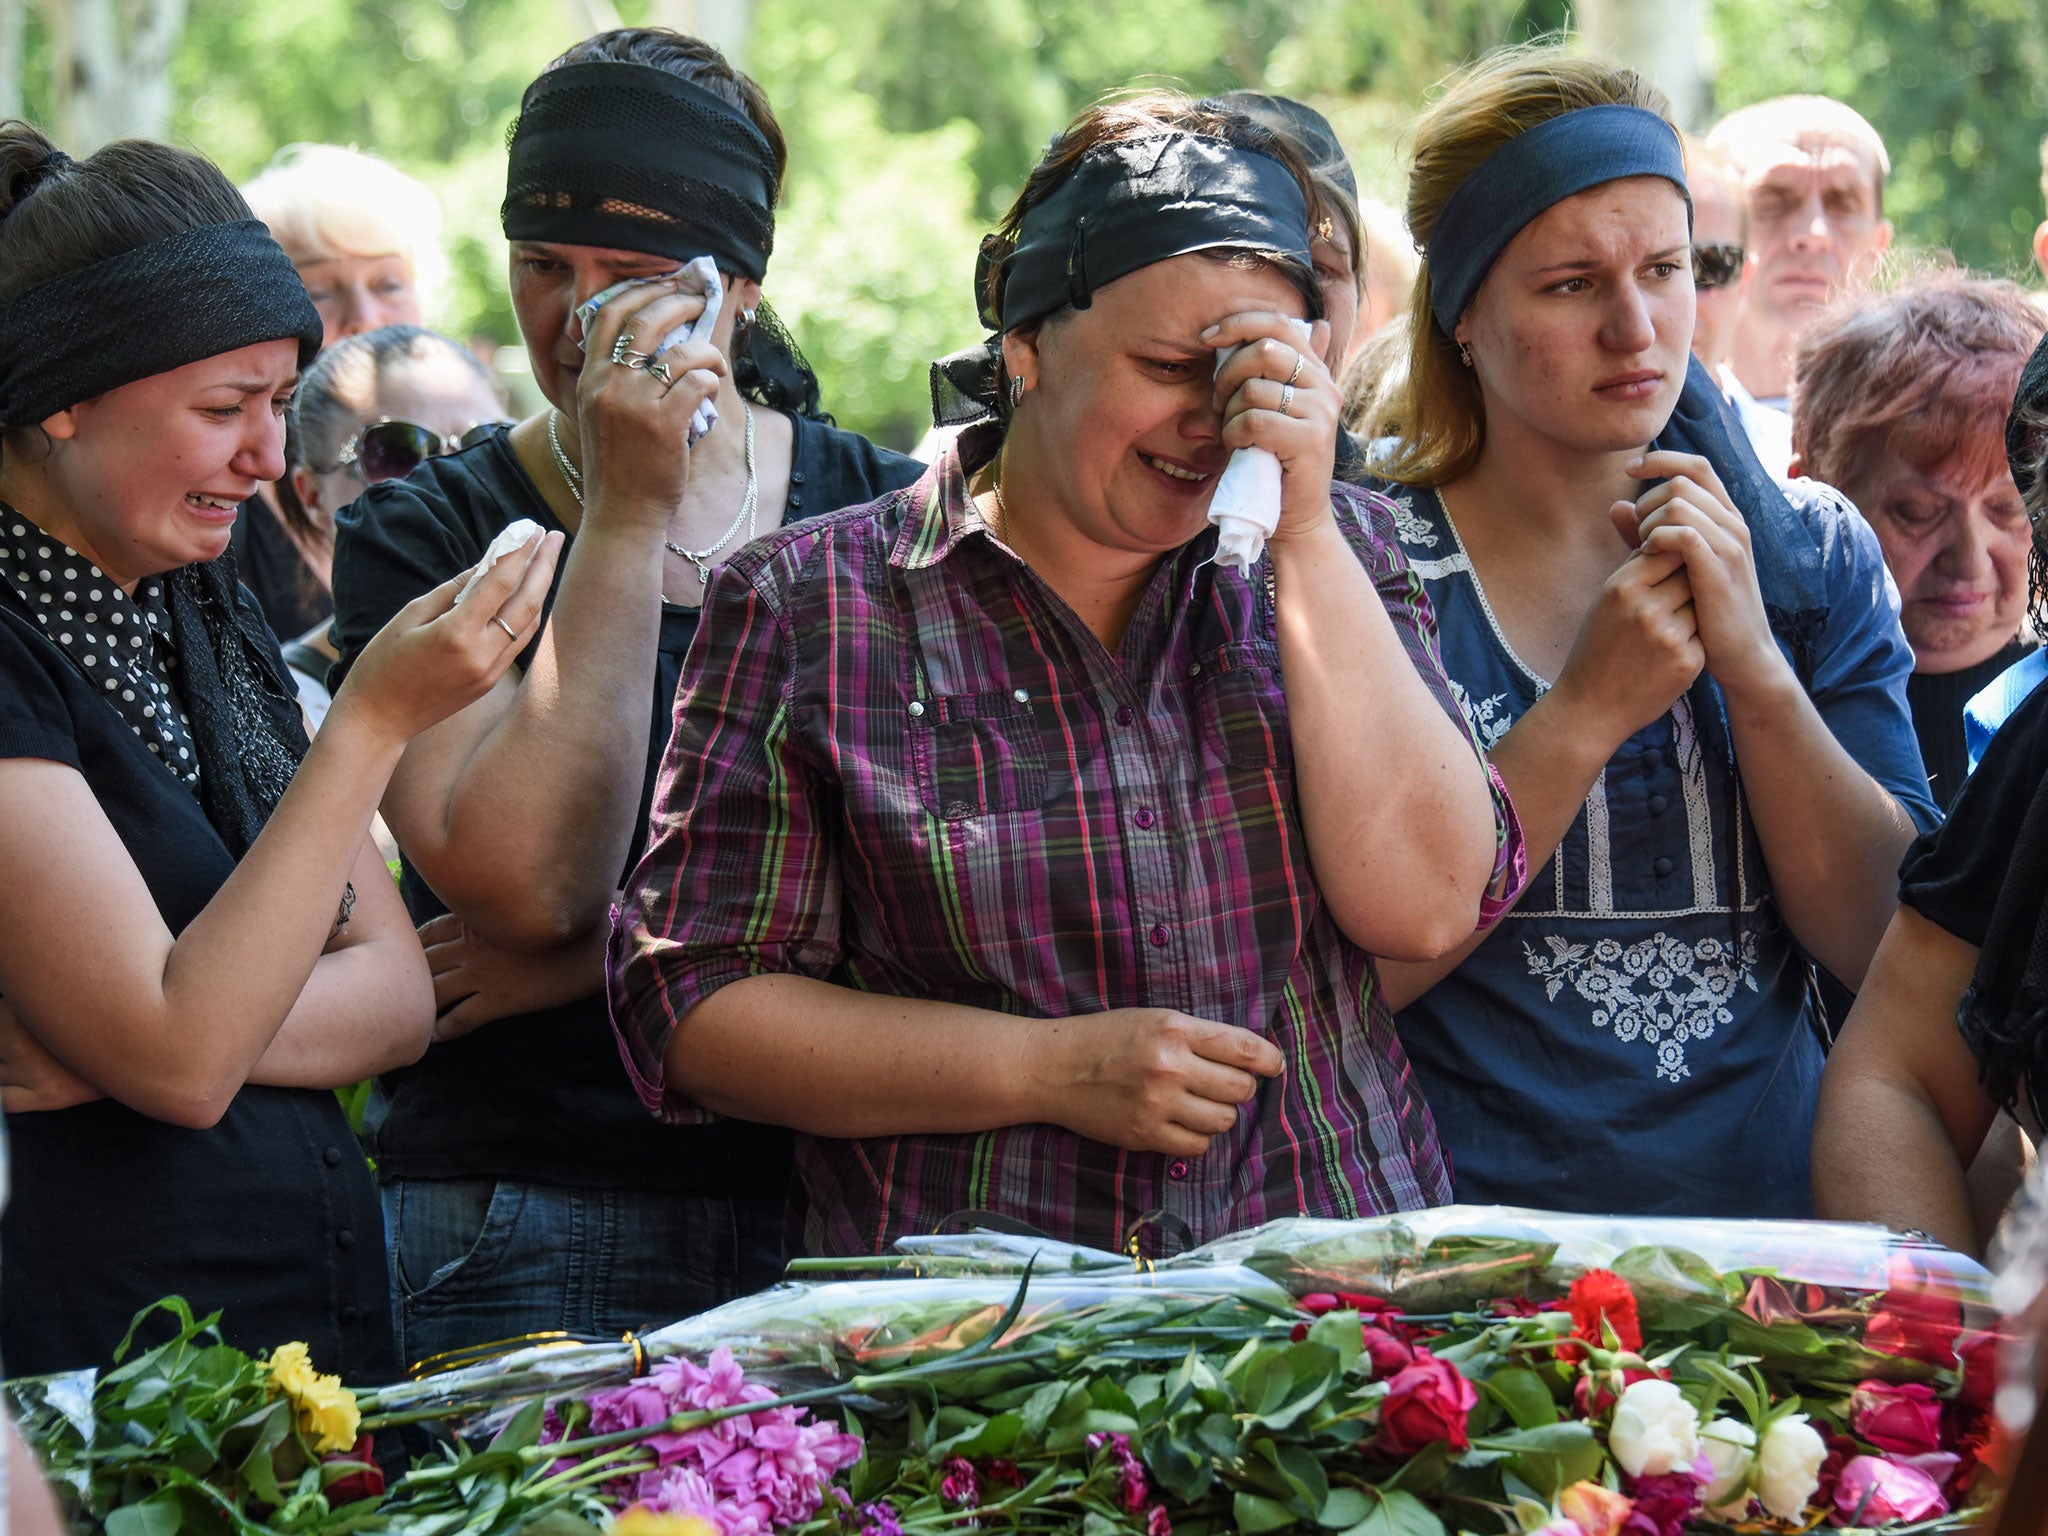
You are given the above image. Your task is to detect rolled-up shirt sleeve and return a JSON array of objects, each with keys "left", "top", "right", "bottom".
[
  {"left": 606, "top": 560, "right": 842, "bottom": 1123},
  {"left": 1335, "top": 487, "right": 1528, "bottom": 927}
]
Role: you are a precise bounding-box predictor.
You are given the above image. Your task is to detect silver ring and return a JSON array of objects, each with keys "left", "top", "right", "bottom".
[
  {"left": 610, "top": 333, "right": 638, "bottom": 365},
  {"left": 492, "top": 614, "right": 519, "bottom": 641},
  {"left": 1279, "top": 383, "right": 1296, "bottom": 417},
  {"left": 1283, "top": 351, "right": 1305, "bottom": 388},
  {"left": 646, "top": 360, "right": 674, "bottom": 387}
]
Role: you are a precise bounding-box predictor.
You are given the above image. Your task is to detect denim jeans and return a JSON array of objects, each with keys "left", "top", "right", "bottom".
[{"left": 382, "top": 1177, "right": 786, "bottom": 1371}]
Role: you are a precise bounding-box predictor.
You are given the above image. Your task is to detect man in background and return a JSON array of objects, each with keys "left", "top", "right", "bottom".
[{"left": 1708, "top": 95, "right": 1893, "bottom": 468}]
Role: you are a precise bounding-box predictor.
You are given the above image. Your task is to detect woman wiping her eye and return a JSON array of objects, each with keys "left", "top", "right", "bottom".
[{"left": 609, "top": 90, "right": 1525, "bottom": 1259}]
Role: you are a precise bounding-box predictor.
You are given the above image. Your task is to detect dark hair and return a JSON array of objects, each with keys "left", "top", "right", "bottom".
[
  {"left": 293, "top": 325, "right": 500, "bottom": 479},
  {"left": 983, "top": 90, "right": 1326, "bottom": 425},
  {"left": 535, "top": 29, "right": 821, "bottom": 419},
  {"left": 0, "top": 121, "right": 250, "bottom": 301}
]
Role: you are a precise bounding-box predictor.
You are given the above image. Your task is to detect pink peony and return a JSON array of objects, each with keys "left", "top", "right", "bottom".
[
  {"left": 1619, "top": 1471, "right": 1701, "bottom": 1536},
  {"left": 1832, "top": 1456, "right": 1948, "bottom": 1525}
]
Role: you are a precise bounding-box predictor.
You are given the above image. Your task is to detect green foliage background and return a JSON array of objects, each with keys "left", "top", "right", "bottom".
[{"left": 12, "top": 0, "right": 2046, "bottom": 448}]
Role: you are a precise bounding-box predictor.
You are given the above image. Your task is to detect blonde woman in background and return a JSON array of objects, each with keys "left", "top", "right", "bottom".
[{"left": 237, "top": 146, "right": 447, "bottom": 638}]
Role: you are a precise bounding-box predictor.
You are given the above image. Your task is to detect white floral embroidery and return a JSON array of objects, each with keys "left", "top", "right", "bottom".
[
  {"left": 1522, "top": 930, "right": 1759, "bottom": 1083},
  {"left": 1390, "top": 497, "right": 1440, "bottom": 550},
  {"left": 1450, "top": 679, "right": 1513, "bottom": 752}
]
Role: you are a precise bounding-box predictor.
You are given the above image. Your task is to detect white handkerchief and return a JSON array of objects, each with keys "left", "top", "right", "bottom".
[
  {"left": 457, "top": 518, "right": 544, "bottom": 604},
  {"left": 571, "top": 255, "right": 726, "bottom": 445},
  {"left": 1206, "top": 318, "right": 1314, "bottom": 571}
]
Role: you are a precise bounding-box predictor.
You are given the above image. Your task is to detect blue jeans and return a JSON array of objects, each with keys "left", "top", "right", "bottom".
[{"left": 382, "top": 1178, "right": 786, "bottom": 1371}]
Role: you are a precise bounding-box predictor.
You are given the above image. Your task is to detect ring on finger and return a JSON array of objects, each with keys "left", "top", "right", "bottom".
[
  {"left": 646, "top": 359, "right": 674, "bottom": 387},
  {"left": 1278, "top": 382, "right": 1296, "bottom": 418},
  {"left": 492, "top": 614, "right": 519, "bottom": 641},
  {"left": 1283, "top": 350, "right": 1305, "bottom": 388},
  {"left": 610, "top": 333, "right": 639, "bottom": 365}
]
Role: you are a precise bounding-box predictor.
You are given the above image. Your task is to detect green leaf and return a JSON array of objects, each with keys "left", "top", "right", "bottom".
[
  {"left": 1335, "top": 1488, "right": 1446, "bottom": 1536},
  {"left": 106, "top": 1493, "right": 183, "bottom": 1536},
  {"left": 1478, "top": 1421, "right": 1605, "bottom": 1498},
  {"left": 1235, "top": 1491, "right": 1299, "bottom": 1532},
  {"left": 487, "top": 1398, "right": 547, "bottom": 1456},
  {"left": 1318, "top": 1488, "right": 1370, "bottom": 1529},
  {"left": 1020, "top": 1378, "right": 1068, "bottom": 1437},
  {"left": 1483, "top": 1369, "right": 1560, "bottom": 1431},
  {"left": 1308, "top": 1311, "right": 1363, "bottom": 1374},
  {"left": 1255, "top": 1438, "right": 1330, "bottom": 1514},
  {"left": 935, "top": 1410, "right": 1022, "bottom": 1457},
  {"left": 1146, "top": 1430, "right": 1213, "bottom": 1503}
]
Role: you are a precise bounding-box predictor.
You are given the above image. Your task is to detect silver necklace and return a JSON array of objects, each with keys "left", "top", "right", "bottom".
[{"left": 547, "top": 404, "right": 760, "bottom": 591}]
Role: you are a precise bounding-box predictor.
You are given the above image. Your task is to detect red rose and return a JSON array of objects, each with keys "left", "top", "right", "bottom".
[
  {"left": 1864, "top": 1287, "right": 1963, "bottom": 1367},
  {"left": 1361, "top": 1325, "right": 1416, "bottom": 1379},
  {"left": 1849, "top": 1380, "right": 1944, "bottom": 1457},
  {"left": 323, "top": 1433, "right": 385, "bottom": 1504},
  {"left": 1300, "top": 1291, "right": 1400, "bottom": 1318},
  {"left": 1375, "top": 1351, "right": 1479, "bottom": 1456},
  {"left": 1955, "top": 1329, "right": 2001, "bottom": 1409}
]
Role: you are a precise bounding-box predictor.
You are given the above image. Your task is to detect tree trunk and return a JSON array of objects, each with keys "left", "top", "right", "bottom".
[
  {"left": 1576, "top": 0, "right": 1715, "bottom": 131},
  {"left": 0, "top": 0, "right": 25, "bottom": 123},
  {"left": 649, "top": 0, "right": 753, "bottom": 71},
  {"left": 41, "top": 0, "right": 188, "bottom": 149}
]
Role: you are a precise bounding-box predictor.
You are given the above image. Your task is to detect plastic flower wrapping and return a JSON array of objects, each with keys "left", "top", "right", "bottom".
[{"left": 7, "top": 1208, "right": 2031, "bottom": 1536}]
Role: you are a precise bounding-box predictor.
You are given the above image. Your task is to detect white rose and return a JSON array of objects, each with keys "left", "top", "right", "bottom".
[
  {"left": 1700, "top": 1418, "right": 1757, "bottom": 1513},
  {"left": 1755, "top": 1414, "right": 1826, "bottom": 1522},
  {"left": 1608, "top": 1379, "right": 1700, "bottom": 1478}
]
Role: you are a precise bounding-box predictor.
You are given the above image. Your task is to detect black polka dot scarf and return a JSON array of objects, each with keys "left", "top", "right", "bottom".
[{"left": 0, "top": 510, "right": 201, "bottom": 791}]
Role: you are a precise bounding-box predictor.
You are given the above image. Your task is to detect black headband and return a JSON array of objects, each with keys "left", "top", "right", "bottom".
[
  {"left": 503, "top": 60, "right": 780, "bottom": 281},
  {"left": 933, "top": 132, "right": 1312, "bottom": 425},
  {"left": 0, "top": 220, "right": 322, "bottom": 430},
  {"left": 984, "top": 132, "right": 1312, "bottom": 333},
  {"left": 1427, "top": 105, "right": 1689, "bottom": 334},
  {"left": 1212, "top": 92, "right": 1358, "bottom": 207}
]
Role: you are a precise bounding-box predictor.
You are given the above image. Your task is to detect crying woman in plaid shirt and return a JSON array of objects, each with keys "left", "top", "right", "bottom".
[{"left": 608, "top": 91, "right": 1527, "bottom": 1258}]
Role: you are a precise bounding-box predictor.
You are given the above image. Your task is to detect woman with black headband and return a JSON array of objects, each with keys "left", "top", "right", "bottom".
[
  {"left": 610, "top": 91, "right": 1524, "bottom": 1259},
  {"left": 1812, "top": 333, "right": 2048, "bottom": 1253},
  {"left": 327, "top": 29, "right": 919, "bottom": 1364},
  {"left": 0, "top": 123, "right": 560, "bottom": 1374},
  {"left": 1360, "top": 46, "right": 1937, "bottom": 1218}
]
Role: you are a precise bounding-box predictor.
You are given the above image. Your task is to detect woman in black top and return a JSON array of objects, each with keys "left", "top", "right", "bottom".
[
  {"left": 0, "top": 122, "right": 560, "bottom": 1375},
  {"left": 328, "top": 27, "right": 919, "bottom": 1367},
  {"left": 1813, "top": 330, "right": 2048, "bottom": 1253}
]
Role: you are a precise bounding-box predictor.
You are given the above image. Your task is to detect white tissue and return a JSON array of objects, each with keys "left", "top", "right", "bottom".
[
  {"left": 1206, "top": 319, "right": 1314, "bottom": 571},
  {"left": 571, "top": 254, "right": 726, "bottom": 445},
  {"left": 457, "top": 518, "right": 543, "bottom": 604}
]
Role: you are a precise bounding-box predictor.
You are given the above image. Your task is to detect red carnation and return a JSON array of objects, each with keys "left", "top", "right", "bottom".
[
  {"left": 1565, "top": 1270, "right": 1643, "bottom": 1358},
  {"left": 1375, "top": 1351, "right": 1479, "bottom": 1456},
  {"left": 1864, "top": 1287, "right": 1964, "bottom": 1367}
]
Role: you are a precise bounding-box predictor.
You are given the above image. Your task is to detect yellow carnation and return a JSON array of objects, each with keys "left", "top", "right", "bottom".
[
  {"left": 265, "top": 1340, "right": 361, "bottom": 1453},
  {"left": 614, "top": 1507, "right": 717, "bottom": 1536}
]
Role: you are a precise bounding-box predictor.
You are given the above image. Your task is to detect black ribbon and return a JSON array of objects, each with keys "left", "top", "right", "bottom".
[{"left": 0, "top": 220, "right": 321, "bottom": 430}]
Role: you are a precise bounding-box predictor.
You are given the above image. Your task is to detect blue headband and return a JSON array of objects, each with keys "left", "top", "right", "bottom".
[{"left": 1426, "top": 104, "right": 1688, "bottom": 335}]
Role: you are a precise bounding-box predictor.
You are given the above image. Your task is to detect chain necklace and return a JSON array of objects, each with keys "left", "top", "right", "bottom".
[{"left": 546, "top": 405, "right": 760, "bottom": 591}]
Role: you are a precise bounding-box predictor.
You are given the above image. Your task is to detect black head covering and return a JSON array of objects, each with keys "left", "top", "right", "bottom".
[
  {"left": 932, "top": 130, "right": 1314, "bottom": 426},
  {"left": 0, "top": 220, "right": 321, "bottom": 430},
  {"left": 1211, "top": 92, "right": 1358, "bottom": 205}
]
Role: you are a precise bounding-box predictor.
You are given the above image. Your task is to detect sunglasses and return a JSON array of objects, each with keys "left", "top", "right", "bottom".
[
  {"left": 318, "top": 420, "right": 509, "bottom": 483},
  {"left": 1692, "top": 244, "right": 1746, "bottom": 291}
]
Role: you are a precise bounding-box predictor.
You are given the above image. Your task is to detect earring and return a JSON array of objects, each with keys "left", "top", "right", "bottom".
[
  {"left": 738, "top": 307, "right": 756, "bottom": 329},
  {"left": 1008, "top": 373, "right": 1026, "bottom": 409},
  {"left": 1457, "top": 341, "right": 1474, "bottom": 368}
]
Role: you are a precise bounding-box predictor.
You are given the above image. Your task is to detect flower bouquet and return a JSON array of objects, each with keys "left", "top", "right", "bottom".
[{"left": 8, "top": 1211, "right": 2014, "bottom": 1536}]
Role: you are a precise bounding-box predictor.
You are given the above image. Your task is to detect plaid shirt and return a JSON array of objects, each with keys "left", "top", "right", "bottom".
[{"left": 609, "top": 434, "right": 1525, "bottom": 1257}]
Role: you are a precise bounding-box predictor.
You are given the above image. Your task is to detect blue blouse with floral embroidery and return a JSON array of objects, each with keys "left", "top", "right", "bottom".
[{"left": 1375, "top": 478, "right": 1938, "bottom": 1217}]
